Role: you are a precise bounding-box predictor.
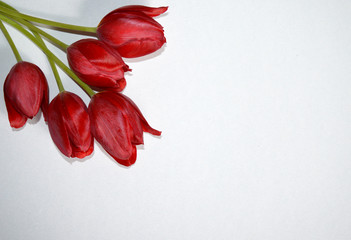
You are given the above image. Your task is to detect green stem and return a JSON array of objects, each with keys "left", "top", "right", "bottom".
[
  {"left": 0, "top": 4, "right": 97, "bottom": 34},
  {"left": 33, "top": 31, "right": 65, "bottom": 92},
  {"left": 0, "top": 14, "right": 95, "bottom": 97},
  {"left": 0, "top": 12, "right": 69, "bottom": 50},
  {"left": 0, "top": 20, "right": 22, "bottom": 62},
  {"left": 0, "top": 1, "right": 16, "bottom": 11}
]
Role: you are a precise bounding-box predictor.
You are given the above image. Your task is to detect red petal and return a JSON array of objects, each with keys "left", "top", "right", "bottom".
[
  {"left": 41, "top": 74, "right": 49, "bottom": 122},
  {"left": 103, "top": 92, "right": 144, "bottom": 144},
  {"left": 4, "top": 93, "right": 27, "bottom": 129},
  {"left": 117, "top": 37, "right": 166, "bottom": 58},
  {"left": 48, "top": 95, "right": 73, "bottom": 157},
  {"left": 67, "top": 39, "right": 128, "bottom": 89},
  {"left": 48, "top": 92, "right": 93, "bottom": 158},
  {"left": 119, "top": 93, "right": 162, "bottom": 136},
  {"left": 4, "top": 62, "right": 47, "bottom": 118},
  {"left": 71, "top": 137, "right": 94, "bottom": 159},
  {"left": 89, "top": 92, "right": 133, "bottom": 160},
  {"left": 113, "top": 5, "right": 168, "bottom": 17},
  {"left": 97, "top": 12, "right": 166, "bottom": 58},
  {"left": 107, "top": 145, "right": 137, "bottom": 166},
  {"left": 60, "top": 92, "right": 93, "bottom": 155}
]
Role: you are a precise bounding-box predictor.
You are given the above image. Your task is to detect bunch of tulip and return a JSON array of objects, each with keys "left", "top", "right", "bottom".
[{"left": 0, "top": 1, "right": 167, "bottom": 166}]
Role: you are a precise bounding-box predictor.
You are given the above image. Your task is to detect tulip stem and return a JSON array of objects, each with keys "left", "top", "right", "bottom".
[
  {"left": 0, "top": 0, "right": 22, "bottom": 61},
  {"left": 0, "top": 20, "right": 22, "bottom": 62},
  {"left": 0, "top": 1, "right": 15, "bottom": 11},
  {"left": 0, "top": 1, "right": 65, "bottom": 92},
  {"left": 0, "top": 4, "right": 97, "bottom": 34},
  {"left": 0, "top": 12, "right": 69, "bottom": 51},
  {"left": 0, "top": 14, "right": 95, "bottom": 97},
  {"left": 33, "top": 31, "right": 65, "bottom": 92}
]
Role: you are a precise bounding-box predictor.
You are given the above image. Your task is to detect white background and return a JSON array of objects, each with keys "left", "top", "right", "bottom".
[{"left": 1, "top": 0, "right": 351, "bottom": 239}]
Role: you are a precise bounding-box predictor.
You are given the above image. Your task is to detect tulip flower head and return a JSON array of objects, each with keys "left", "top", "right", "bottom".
[
  {"left": 88, "top": 91, "right": 161, "bottom": 166},
  {"left": 3, "top": 61, "right": 49, "bottom": 128},
  {"left": 48, "top": 91, "right": 94, "bottom": 159},
  {"left": 67, "top": 39, "right": 130, "bottom": 91},
  {"left": 97, "top": 5, "right": 168, "bottom": 58}
]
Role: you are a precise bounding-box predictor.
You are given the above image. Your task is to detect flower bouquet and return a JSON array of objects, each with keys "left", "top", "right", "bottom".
[{"left": 0, "top": 1, "right": 168, "bottom": 166}]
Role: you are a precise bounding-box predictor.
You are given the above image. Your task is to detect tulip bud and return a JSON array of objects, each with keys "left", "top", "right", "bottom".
[
  {"left": 67, "top": 39, "right": 130, "bottom": 91},
  {"left": 48, "top": 91, "right": 93, "bottom": 158},
  {"left": 88, "top": 91, "right": 161, "bottom": 166},
  {"left": 3, "top": 61, "right": 49, "bottom": 128},
  {"left": 97, "top": 6, "right": 167, "bottom": 58}
]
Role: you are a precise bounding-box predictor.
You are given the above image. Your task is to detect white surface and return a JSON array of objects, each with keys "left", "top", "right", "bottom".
[{"left": 1, "top": 0, "right": 351, "bottom": 239}]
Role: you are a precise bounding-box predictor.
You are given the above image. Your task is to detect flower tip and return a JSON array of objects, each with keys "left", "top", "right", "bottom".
[
  {"left": 10, "top": 121, "right": 26, "bottom": 129},
  {"left": 124, "top": 65, "right": 132, "bottom": 72},
  {"left": 159, "top": 6, "right": 168, "bottom": 14},
  {"left": 150, "top": 129, "right": 162, "bottom": 136},
  {"left": 73, "top": 150, "right": 93, "bottom": 159}
]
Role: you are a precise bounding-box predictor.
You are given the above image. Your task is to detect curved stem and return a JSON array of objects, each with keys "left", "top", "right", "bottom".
[
  {"left": 0, "top": 1, "right": 16, "bottom": 11},
  {"left": 0, "top": 14, "right": 95, "bottom": 97},
  {"left": 33, "top": 31, "right": 65, "bottom": 92},
  {"left": 0, "top": 12, "right": 69, "bottom": 51},
  {"left": 0, "top": 4, "right": 97, "bottom": 34},
  {"left": 0, "top": 20, "right": 22, "bottom": 62},
  {"left": 0, "top": 2, "right": 68, "bottom": 52},
  {"left": 0, "top": 1, "right": 65, "bottom": 91}
]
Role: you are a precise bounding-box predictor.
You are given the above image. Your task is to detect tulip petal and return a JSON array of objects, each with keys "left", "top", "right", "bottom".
[
  {"left": 113, "top": 5, "right": 168, "bottom": 17},
  {"left": 71, "top": 137, "right": 94, "bottom": 159},
  {"left": 4, "top": 93, "right": 27, "bottom": 129},
  {"left": 103, "top": 92, "right": 145, "bottom": 144},
  {"left": 67, "top": 39, "right": 128, "bottom": 90},
  {"left": 60, "top": 92, "right": 92, "bottom": 154},
  {"left": 48, "top": 96, "right": 73, "bottom": 157},
  {"left": 41, "top": 75, "right": 49, "bottom": 122},
  {"left": 107, "top": 145, "right": 137, "bottom": 167},
  {"left": 89, "top": 93, "right": 133, "bottom": 160},
  {"left": 119, "top": 93, "right": 162, "bottom": 136},
  {"left": 4, "top": 62, "right": 47, "bottom": 118},
  {"left": 48, "top": 92, "right": 94, "bottom": 159},
  {"left": 97, "top": 12, "right": 166, "bottom": 58},
  {"left": 117, "top": 37, "right": 166, "bottom": 58}
]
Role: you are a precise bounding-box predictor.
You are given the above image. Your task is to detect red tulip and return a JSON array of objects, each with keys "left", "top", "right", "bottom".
[
  {"left": 3, "top": 61, "right": 49, "bottom": 128},
  {"left": 67, "top": 39, "right": 130, "bottom": 91},
  {"left": 48, "top": 91, "right": 93, "bottom": 158},
  {"left": 97, "top": 6, "right": 168, "bottom": 58},
  {"left": 88, "top": 91, "right": 161, "bottom": 166}
]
